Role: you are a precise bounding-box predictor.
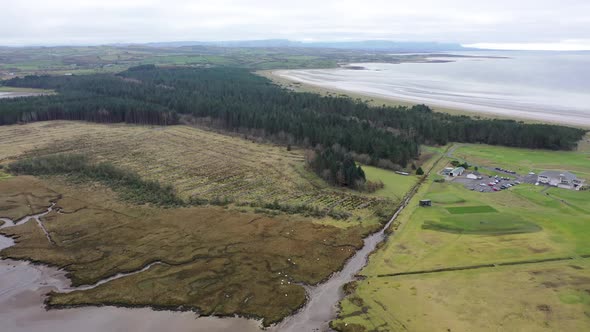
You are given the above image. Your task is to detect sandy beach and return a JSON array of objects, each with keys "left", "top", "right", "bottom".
[
  {"left": 0, "top": 92, "right": 46, "bottom": 99},
  {"left": 268, "top": 53, "right": 590, "bottom": 128}
]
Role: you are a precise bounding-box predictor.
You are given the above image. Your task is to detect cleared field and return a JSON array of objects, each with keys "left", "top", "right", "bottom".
[
  {"left": 0, "top": 121, "right": 411, "bottom": 227},
  {"left": 332, "top": 143, "right": 590, "bottom": 331},
  {"left": 453, "top": 143, "right": 590, "bottom": 178}
]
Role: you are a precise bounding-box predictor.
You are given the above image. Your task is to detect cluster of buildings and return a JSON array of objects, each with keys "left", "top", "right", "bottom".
[
  {"left": 537, "top": 171, "right": 585, "bottom": 191},
  {"left": 441, "top": 164, "right": 585, "bottom": 191}
]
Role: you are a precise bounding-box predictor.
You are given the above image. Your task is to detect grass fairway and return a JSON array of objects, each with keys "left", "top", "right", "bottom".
[
  {"left": 423, "top": 213, "right": 541, "bottom": 235},
  {"left": 445, "top": 205, "right": 498, "bottom": 214},
  {"left": 332, "top": 143, "right": 590, "bottom": 331},
  {"left": 453, "top": 143, "right": 590, "bottom": 178}
]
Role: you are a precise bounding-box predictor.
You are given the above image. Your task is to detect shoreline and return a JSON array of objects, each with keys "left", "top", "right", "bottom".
[{"left": 260, "top": 69, "right": 590, "bottom": 130}]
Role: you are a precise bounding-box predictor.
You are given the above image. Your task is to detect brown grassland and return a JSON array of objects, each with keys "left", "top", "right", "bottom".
[
  {"left": 0, "top": 175, "right": 368, "bottom": 324},
  {"left": 0, "top": 121, "right": 418, "bottom": 325},
  {"left": 0, "top": 121, "right": 392, "bottom": 227}
]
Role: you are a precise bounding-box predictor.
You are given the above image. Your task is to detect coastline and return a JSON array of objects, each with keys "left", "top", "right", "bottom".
[{"left": 259, "top": 69, "right": 590, "bottom": 130}]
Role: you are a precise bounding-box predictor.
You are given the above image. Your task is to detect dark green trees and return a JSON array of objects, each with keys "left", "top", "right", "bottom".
[
  {"left": 0, "top": 65, "right": 586, "bottom": 188},
  {"left": 308, "top": 147, "right": 367, "bottom": 189}
]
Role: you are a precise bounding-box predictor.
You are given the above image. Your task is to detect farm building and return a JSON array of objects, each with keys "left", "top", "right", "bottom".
[
  {"left": 450, "top": 167, "right": 465, "bottom": 177},
  {"left": 419, "top": 199, "right": 432, "bottom": 207},
  {"left": 537, "top": 171, "right": 585, "bottom": 190},
  {"left": 442, "top": 167, "right": 454, "bottom": 176}
]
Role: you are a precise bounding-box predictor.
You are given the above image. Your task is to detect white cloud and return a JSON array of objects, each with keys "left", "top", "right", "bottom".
[
  {"left": 0, "top": 0, "right": 589, "bottom": 49},
  {"left": 466, "top": 40, "right": 590, "bottom": 51}
]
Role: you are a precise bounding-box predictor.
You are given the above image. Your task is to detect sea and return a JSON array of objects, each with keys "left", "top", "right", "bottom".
[{"left": 276, "top": 51, "right": 590, "bottom": 127}]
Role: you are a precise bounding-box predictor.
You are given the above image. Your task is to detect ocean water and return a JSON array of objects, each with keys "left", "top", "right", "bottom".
[{"left": 277, "top": 52, "right": 590, "bottom": 126}]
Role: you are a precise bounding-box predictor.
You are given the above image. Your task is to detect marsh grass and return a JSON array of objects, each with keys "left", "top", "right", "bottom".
[{"left": 9, "top": 154, "right": 183, "bottom": 207}]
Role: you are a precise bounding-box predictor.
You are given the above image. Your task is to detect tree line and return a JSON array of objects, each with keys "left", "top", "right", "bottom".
[{"left": 0, "top": 65, "right": 586, "bottom": 185}]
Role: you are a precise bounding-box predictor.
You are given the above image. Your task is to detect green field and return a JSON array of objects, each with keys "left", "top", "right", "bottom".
[
  {"left": 362, "top": 164, "right": 419, "bottom": 201},
  {"left": 445, "top": 205, "right": 497, "bottom": 214},
  {"left": 453, "top": 143, "right": 590, "bottom": 178},
  {"left": 423, "top": 213, "right": 541, "bottom": 235},
  {"left": 332, "top": 143, "right": 590, "bottom": 332}
]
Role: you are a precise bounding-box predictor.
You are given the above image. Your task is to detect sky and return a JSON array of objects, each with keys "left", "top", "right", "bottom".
[{"left": 1, "top": 0, "right": 590, "bottom": 50}]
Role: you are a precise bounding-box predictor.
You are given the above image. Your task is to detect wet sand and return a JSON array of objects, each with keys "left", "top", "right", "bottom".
[
  {"left": 272, "top": 65, "right": 590, "bottom": 128},
  {"left": 0, "top": 259, "right": 265, "bottom": 332},
  {"left": 0, "top": 92, "right": 45, "bottom": 99},
  {"left": 0, "top": 208, "right": 264, "bottom": 332}
]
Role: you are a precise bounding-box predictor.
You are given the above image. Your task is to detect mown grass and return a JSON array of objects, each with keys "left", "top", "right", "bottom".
[
  {"left": 445, "top": 205, "right": 498, "bottom": 214},
  {"left": 423, "top": 213, "right": 541, "bottom": 235},
  {"left": 362, "top": 164, "right": 419, "bottom": 201}
]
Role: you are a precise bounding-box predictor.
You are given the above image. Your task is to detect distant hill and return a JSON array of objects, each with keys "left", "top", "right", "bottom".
[{"left": 144, "top": 39, "right": 470, "bottom": 52}]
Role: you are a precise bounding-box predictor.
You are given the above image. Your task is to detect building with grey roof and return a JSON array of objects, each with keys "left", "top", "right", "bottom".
[{"left": 537, "top": 171, "right": 585, "bottom": 190}]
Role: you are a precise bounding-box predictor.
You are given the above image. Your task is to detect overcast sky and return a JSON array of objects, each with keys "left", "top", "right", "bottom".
[{"left": 2, "top": 0, "right": 590, "bottom": 50}]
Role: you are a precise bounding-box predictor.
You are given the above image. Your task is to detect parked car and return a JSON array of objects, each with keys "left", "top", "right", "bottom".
[{"left": 493, "top": 187, "right": 499, "bottom": 191}]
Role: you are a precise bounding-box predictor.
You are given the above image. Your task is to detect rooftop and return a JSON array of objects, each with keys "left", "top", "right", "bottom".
[{"left": 539, "top": 170, "right": 577, "bottom": 182}]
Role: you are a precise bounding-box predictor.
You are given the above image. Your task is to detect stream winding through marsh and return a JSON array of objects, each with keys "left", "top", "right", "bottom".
[{"left": 0, "top": 180, "right": 419, "bottom": 331}]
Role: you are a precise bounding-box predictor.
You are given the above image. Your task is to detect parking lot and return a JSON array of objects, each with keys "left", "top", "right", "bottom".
[{"left": 450, "top": 171, "right": 538, "bottom": 193}]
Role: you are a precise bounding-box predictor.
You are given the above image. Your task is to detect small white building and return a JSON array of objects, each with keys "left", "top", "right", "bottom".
[
  {"left": 442, "top": 167, "right": 454, "bottom": 176},
  {"left": 450, "top": 167, "right": 465, "bottom": 177},
  {"left": 537, "top": 171, "right": 585, "bottom": 190},
  {"left": 466, "top": 173, "right": 478, "bottom": 180}
]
